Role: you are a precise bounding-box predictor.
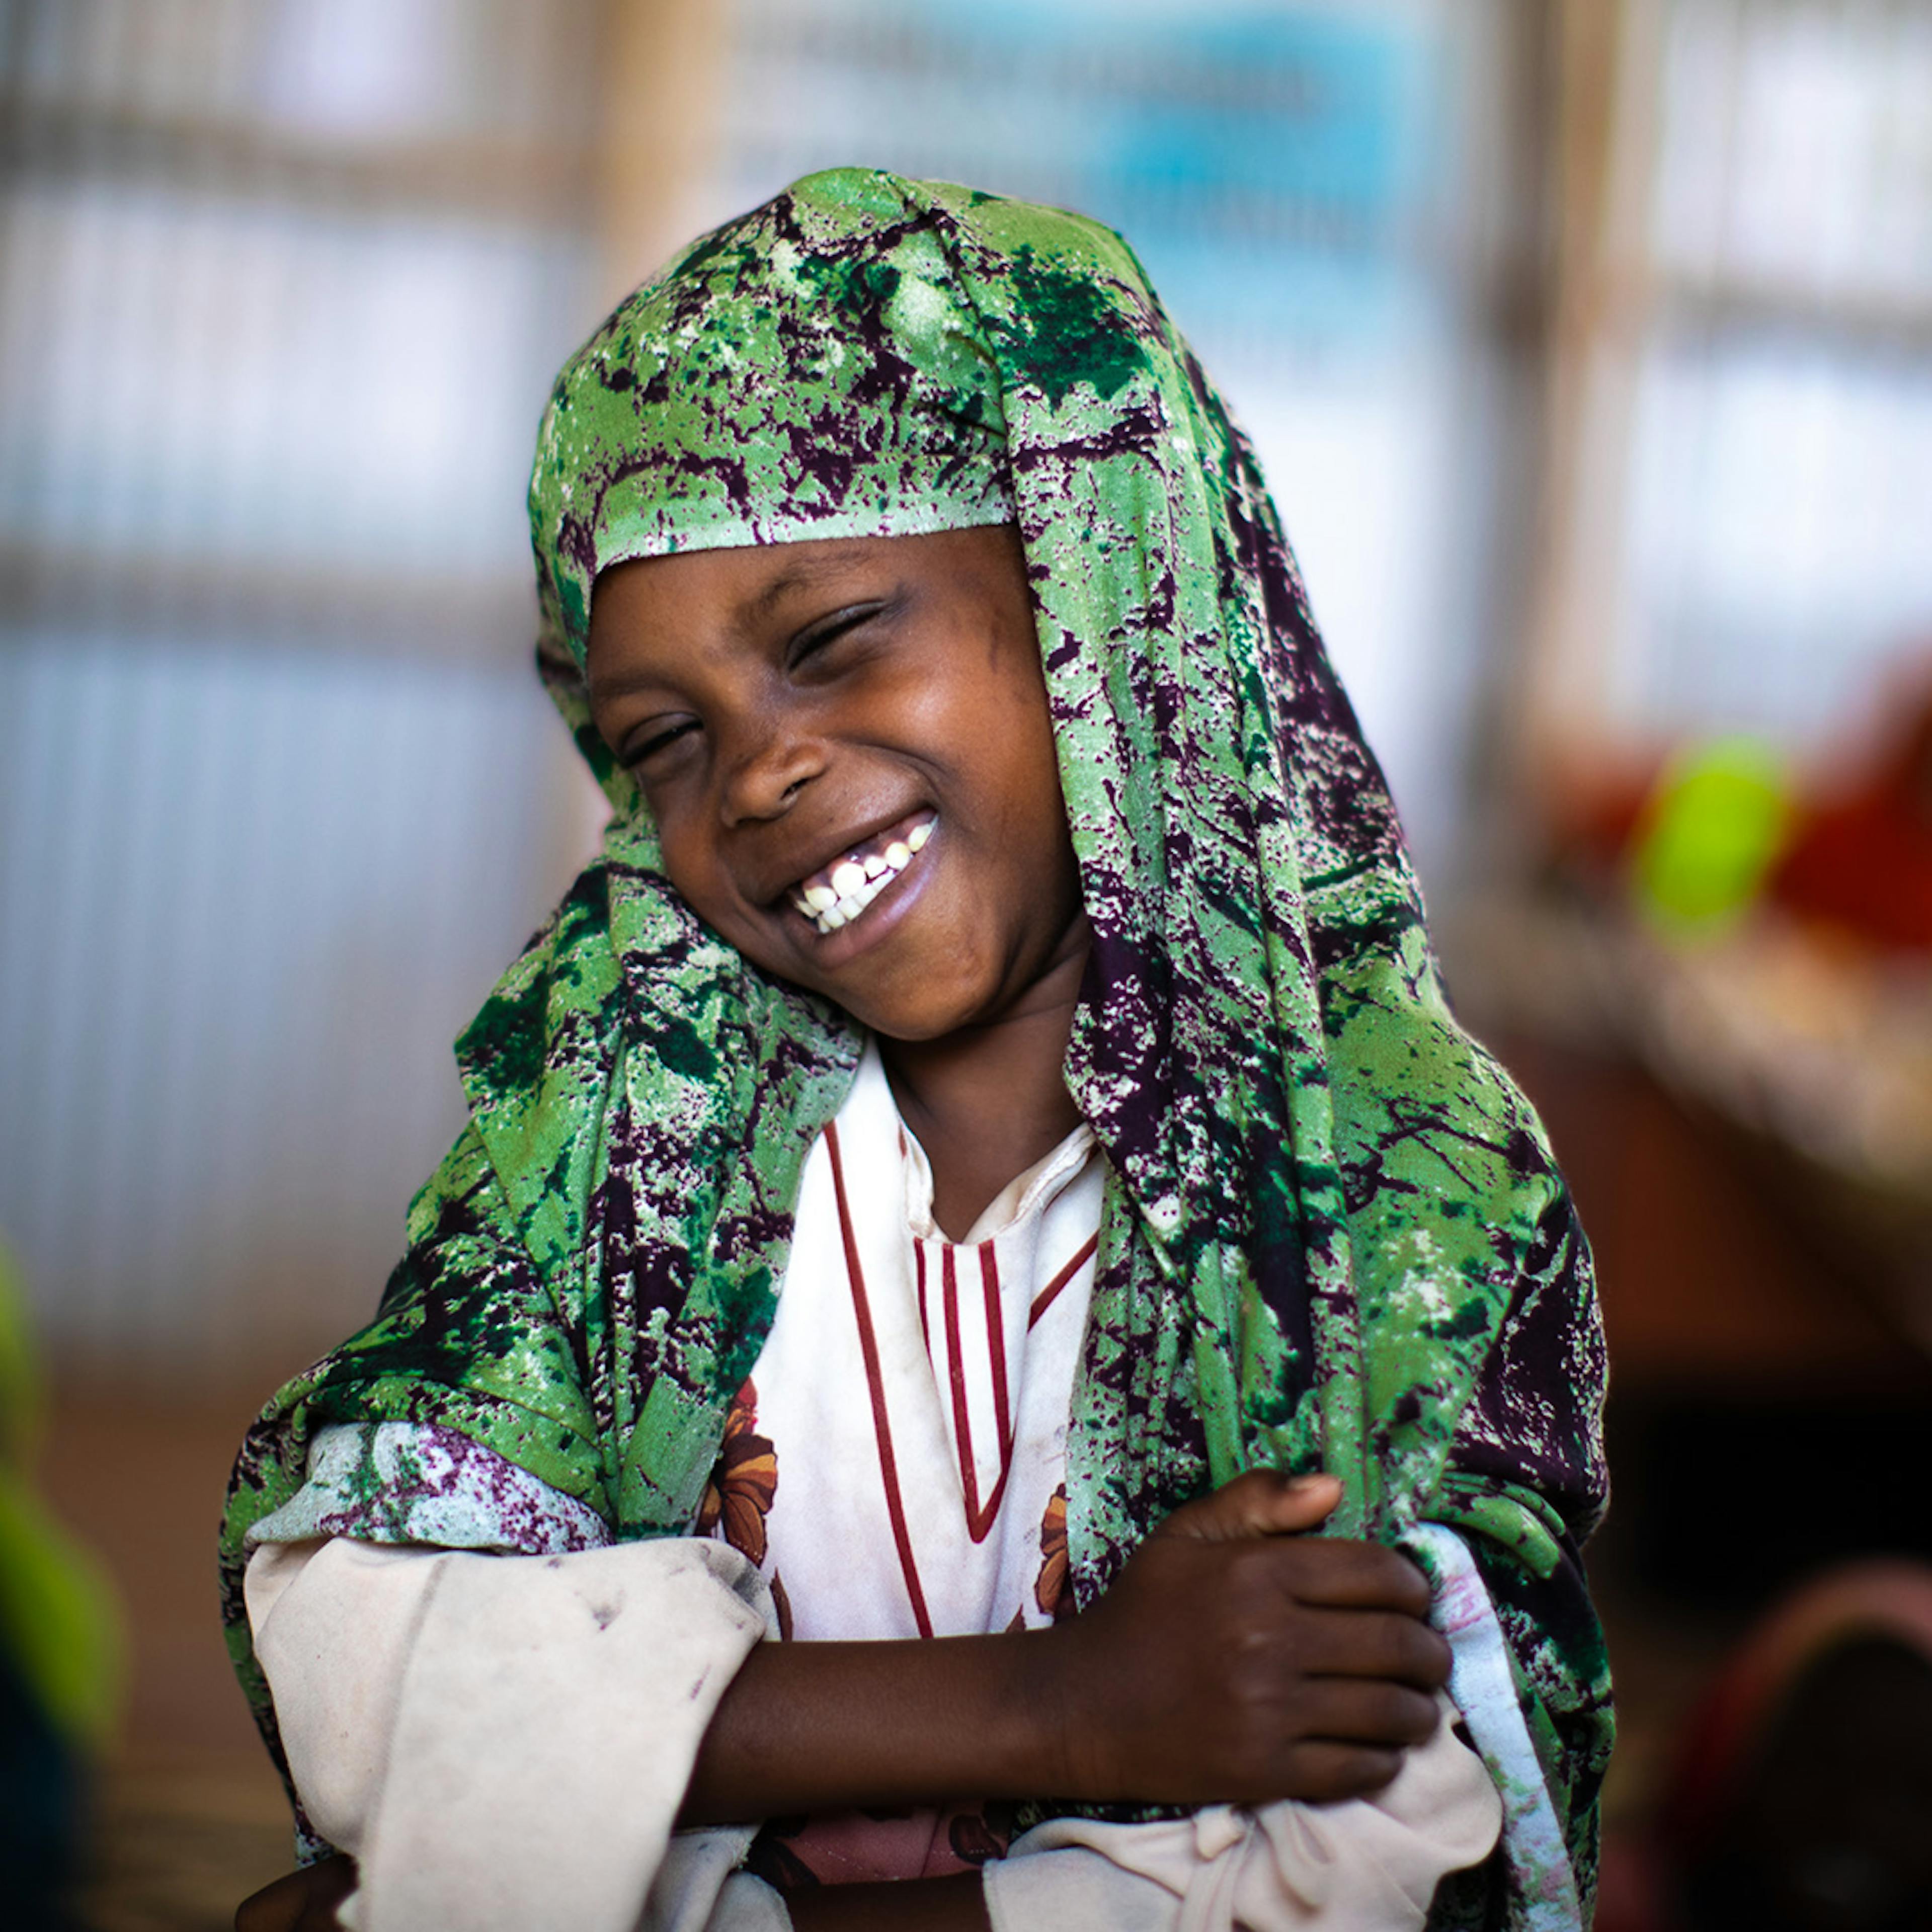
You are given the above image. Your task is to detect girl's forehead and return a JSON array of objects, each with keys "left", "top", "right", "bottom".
[{"left": 587, "top": 524, "right": 1026, "bottom": 670}]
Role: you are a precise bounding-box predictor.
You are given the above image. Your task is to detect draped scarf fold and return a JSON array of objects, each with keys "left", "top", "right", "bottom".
[{"left": 222, "top": 170, "right": 1612, "bottom": 1925}]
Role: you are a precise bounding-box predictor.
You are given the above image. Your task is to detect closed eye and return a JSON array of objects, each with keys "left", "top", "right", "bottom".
[
  {"left": 624, "top": 716, "right": 699, "bottom": 765},
  {"left": 787, "top": 600, "right": 888, "bottom": 670}
]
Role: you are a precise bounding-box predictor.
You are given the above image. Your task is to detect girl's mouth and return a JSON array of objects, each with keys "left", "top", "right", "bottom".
[{"left": 788, "top": 813, "right": 935, "bottom": 934}]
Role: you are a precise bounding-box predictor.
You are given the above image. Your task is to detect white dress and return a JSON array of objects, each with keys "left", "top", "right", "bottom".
[{"left": 243, "top": 1045, "right": 1515, "bottom": 1932}]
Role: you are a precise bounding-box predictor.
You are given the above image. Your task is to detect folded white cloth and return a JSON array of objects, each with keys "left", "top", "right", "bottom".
[
  {"left": 984, "top": 1694, "right": 1501, "bottom": 1932},
  {"left": 248, "top": 1537, "right": 780, "bottom": 1932},
  {"left": 647, "top": 1832, "right": 793, "bottom": 1932}
]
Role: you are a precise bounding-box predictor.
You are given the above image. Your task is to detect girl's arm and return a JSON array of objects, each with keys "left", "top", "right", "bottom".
[
  {"left": 233, "top": 1474, "right": 1451, "bottom": 1932},
  {"left": 788, "top": 1875, "right": 990, "bottom": 1931},
  {"left": 683, "top": 1471, "right": 1451, "bottom": 1824}
]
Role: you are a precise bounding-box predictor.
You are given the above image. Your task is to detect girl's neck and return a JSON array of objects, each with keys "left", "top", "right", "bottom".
[{"left": 878, "top": 925, "right": 1090, "bottom": 1242}]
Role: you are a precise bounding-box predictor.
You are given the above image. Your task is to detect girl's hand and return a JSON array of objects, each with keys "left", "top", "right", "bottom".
[
  {"left": 234, "top": 1854, "right": 357, "bottom": 1932},
  {"left": 1035, "top": 1470, "right": 1451, "bottom": 1807}
]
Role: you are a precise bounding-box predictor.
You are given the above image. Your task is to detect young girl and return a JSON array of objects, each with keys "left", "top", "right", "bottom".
[{"left": 221, "top": 169, "right": 1612, "bottom": 1932}]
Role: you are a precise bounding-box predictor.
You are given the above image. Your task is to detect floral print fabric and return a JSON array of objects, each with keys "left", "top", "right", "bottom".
[{"left": 222, "top": 169, "right": 1612, "bottom": 1924}]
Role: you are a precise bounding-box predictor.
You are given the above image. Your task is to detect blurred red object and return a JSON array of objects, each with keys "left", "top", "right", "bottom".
[
  {"left": 1541, "top": 754, "right": 1667, "bottom": 879},
  {"left": 1774, "top": 689, "right": 1932, "bottom": 952},
  {"left": 1647, "top": 1561, "right": 1932, "bottom": 1929},
  {"left": 1592, "top": 1831, "right": 1672, "bottom": 1932}
]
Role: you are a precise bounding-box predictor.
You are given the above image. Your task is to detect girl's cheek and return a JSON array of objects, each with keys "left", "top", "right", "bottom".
[{"left": 652, "top": 825, "right": 706, "bottom": 908}]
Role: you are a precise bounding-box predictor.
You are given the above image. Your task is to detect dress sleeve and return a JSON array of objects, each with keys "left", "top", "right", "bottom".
[
  {"left": 221, "top": 1118, "right": 622, "bottom": 1846},
  {"left": 246, "top": 1535, "right": 788, "bottom": 1932}
]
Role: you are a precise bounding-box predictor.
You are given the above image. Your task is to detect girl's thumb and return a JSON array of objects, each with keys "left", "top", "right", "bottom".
[{"left": 1157, "top": 1468, "right": 1342, "bottom": 1544}]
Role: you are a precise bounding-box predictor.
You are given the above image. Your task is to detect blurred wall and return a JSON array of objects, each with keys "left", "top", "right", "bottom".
[
  {"left": 1530, "top": 0, "right": 1932, "bottom": 782},
  {"left": 3, "top": 0, "right": 1926, "bottom": 1387},
  {"left": 0, "top": 0, "right": 611, "bottom": 1377}
]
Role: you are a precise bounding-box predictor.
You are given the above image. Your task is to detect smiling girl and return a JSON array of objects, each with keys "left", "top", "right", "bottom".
[
  {"left": 589, "top": 525, "right": 1091, "bottom": 1239},
  {"left": 222, "top": 172, "right": 1612, "bottom": 1932}
]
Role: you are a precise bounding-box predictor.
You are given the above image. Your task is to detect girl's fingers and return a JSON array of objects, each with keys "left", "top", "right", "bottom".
[
  {"left": 234, "top": 1856, "right": 357, "bottom": 1932},
  {"left": 1288, "top": 1605, "right": 1453, "bottom": 1691},
  {"left": 1292, "top": 1676, "right": 1442, "bottom": 1750},
  {"left": 1077, "top": 1503, "right": 1459, "bottom": 1804},
  {"left": 1267, "top": 1539, "right": 1436, "bottom": 1618},
  {"left": 1276, "top": 1741, "right": 1408, "bottom": 1804}
]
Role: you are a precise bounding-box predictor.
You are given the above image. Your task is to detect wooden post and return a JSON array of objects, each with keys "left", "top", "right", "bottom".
[
  {"left": 595, "top": 0, "right": 728, "bottom": 309},
  {"left": 1519, "top": 0, "right": 1666, "bottom": 800}
]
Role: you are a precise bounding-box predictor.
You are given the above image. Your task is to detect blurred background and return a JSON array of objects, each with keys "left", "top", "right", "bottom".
[{"left": 1, "top": 0, "right": 1928, "bottom": 1925}]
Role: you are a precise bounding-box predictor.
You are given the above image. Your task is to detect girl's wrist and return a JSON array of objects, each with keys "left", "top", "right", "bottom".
[
  {"left": 1002, "top": 1619, "right": 1090, "bottom": 1802},
  {"left": 907, "top": 1627, "right": 1073, "bottom": 1802}
]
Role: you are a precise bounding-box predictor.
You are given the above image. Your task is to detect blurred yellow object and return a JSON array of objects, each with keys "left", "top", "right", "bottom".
[
  {"left": 0, "top": 1247, "right": 122, "bottom": 1751},
  {"left": 1631, "top": 738, "right": 1791, "bottom": 933}
]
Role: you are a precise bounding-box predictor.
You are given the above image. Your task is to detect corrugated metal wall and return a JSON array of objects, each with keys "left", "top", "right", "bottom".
[
  {"left": 0, "top": 0, "right": 609, "bottom": 1376},
  {"left": 1620, "top": 0, "right": 1932, "bottom": 742},
  {"left": 1533, "top": 0, "right": 1932, "bottom": 758},
  {"left": 0, "top": 0, "right": 1554, "bottom": 1381}
]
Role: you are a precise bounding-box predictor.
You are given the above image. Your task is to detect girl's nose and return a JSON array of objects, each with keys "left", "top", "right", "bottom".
[{"left": 717, "top": 722, "right": 827, "bottom": 826}]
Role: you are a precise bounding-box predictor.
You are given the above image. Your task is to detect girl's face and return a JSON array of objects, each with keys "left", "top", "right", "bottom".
[{"left": 586, "top": 524, "right": 1087, "bottom": 1043}]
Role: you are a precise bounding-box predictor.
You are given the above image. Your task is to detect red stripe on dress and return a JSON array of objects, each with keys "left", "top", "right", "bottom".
[
  {"left": 942, "top": 1246, "right": 974, "bottom": 1509},
  {"left": 940, "top": 1247, "right": 1015, "bottom": 1544},
  {"left": 943, "top": 1244, "right": 1013, "bottom": 1545},
  {"left": 1029, "top": 1231, "right": 1099, "bottom": 1329},
  {"left": 915, "top": 1243, "right": 929, "bottom": 1351},
  {"left": 827, "top": 1121, "right": 933, "bottom": 1640},
  {"left": 982, "top": 1245, "right": 1012, "bottom": 1482}
]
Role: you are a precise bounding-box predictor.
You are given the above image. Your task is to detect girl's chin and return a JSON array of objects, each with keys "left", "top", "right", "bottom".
[
  {"left": 814, "top": 977, "right": 992, "bottom": 1044},
  {"left": 798, "top": 909, "right": 1087, "bottom": 1043},
  {"left": 809, "top": 939, "right": 1010, "bottom": 1041}
]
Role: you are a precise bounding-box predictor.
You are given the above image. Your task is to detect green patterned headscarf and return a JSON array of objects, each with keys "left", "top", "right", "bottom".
[{"left": 224, "top": 170, "right": 1611, "bottom": 1921}]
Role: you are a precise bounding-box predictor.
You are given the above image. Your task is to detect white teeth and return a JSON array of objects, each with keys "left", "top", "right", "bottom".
[{"left": 797, "top": 817, "right": 939, "bottom": 935}]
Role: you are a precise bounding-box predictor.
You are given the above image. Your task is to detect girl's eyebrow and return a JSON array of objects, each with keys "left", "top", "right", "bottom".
[
  {"left": 740, "top": 546, "right": 874, "bottom": 624},
  {"left": 587, "top": 663, "right": 674, "bottom": 702}
]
